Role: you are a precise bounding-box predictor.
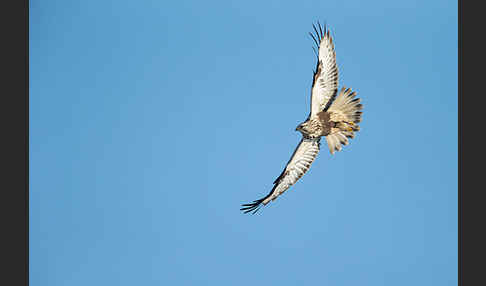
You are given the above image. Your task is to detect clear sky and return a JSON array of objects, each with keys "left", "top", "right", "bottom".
[{"left": 30, "top": 0, "right": 457, "bottom": 285}]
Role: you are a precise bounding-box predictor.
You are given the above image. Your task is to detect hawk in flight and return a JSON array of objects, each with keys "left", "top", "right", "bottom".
[{"left": 241, "top": 23, "right": 363, "bottom": 214}]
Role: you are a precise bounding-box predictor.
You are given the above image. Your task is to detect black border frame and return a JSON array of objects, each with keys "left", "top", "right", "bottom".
[
  {"left": 460, "top": 0, "right": 484, "bottom": 285},
  {"left": 0, "top": 0, "right": 477, "bottom": 285},
  {"left": 458, "top": 1, "right": 461, "bottom": 284},
  {"left": 0, "top": 0, "right": 28, "bottom": 285}
]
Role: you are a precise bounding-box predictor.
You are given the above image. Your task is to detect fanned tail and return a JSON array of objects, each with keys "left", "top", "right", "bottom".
[{"left": 326, "top": 87, "right": 363, "bottom": 154}]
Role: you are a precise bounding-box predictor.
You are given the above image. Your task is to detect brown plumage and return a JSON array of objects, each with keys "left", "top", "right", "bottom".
[{"left": 241, "top": 22, "right": 363, "bottom": 214}]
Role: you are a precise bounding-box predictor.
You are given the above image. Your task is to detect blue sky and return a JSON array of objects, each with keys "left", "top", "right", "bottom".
[{"left": 30, "top": 0, "right": 457, "bottom": 285}]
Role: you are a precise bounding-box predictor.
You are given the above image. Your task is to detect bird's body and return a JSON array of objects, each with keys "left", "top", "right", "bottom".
[
  {"left": 299, "top": 113, "right": 332, "bottom": 138},
  {"left": 298, "top": 108, "right": 360, "bottom": 139},
  {"left": 241, "top": 23, "right": 363, "bottom": 214}
]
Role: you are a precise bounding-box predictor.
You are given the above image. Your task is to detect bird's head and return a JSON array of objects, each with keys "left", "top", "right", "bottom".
[{"left": 296, "top": 122, "right": 309, "bottom": 135}]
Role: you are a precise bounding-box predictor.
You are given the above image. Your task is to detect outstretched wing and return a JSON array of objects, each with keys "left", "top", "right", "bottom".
[
  {"left": 309, "top": 23, "right": 339, "bottom": 117},
  {"left": 241, "top": 138, "right": 321, "bottom": 214}
]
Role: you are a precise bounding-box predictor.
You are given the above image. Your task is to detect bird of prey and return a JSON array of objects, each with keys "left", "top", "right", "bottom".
[{"left": 241, "top": 23, "right": 363, "bottom": 214}]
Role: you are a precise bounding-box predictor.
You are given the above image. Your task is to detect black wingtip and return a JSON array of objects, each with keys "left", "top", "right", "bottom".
[
  {"left": 240, "top": 198, "right": 265, "bottom": 215},
  {"left": 309, "top": 20, "right": 330, "bottom": 55},
  {"left": 313, "top": 20, "right": 329, "bottom": 39},
  {"left": 317, "top": 20, "right": 323, "bottom": 38}
]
